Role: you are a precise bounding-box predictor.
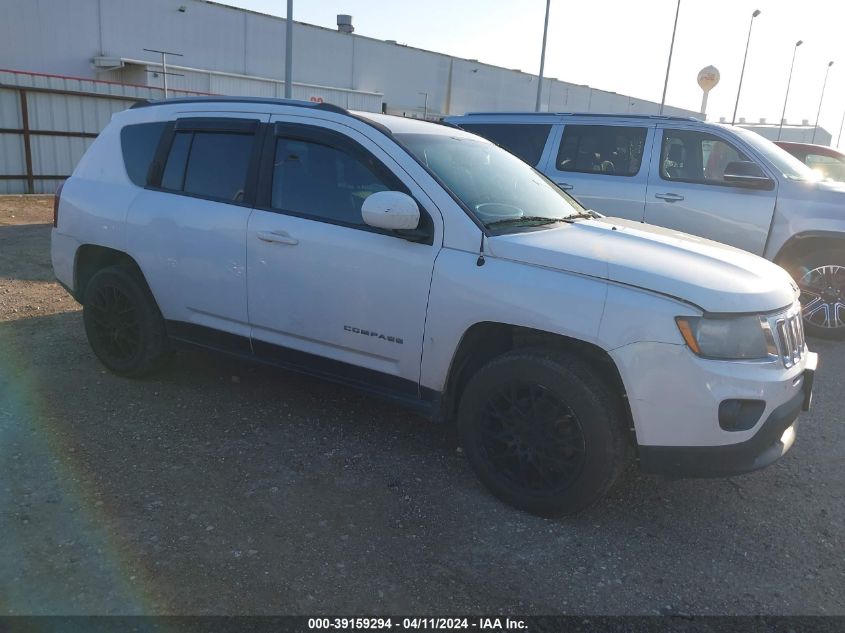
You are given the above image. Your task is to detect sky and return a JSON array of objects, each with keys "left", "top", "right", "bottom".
[{"left": 220, "top": 0, "right": 845, "bottom": 143}]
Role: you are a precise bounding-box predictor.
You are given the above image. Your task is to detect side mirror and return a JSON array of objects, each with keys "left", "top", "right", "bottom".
[
  {"left": 722, "top": 161, "right": 774, "bottom": 189},
  {"left": 362, "top": 191, "right": 420, "bottom": 230}
]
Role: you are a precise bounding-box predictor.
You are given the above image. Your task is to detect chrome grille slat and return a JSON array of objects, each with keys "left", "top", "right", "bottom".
[{"left": 772, "top": 306, "right": 805, "bottom": 368}]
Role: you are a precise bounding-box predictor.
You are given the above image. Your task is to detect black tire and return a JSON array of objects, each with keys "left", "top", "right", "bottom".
[
  {"left": 457, "top": 349, "right": 627, "bottom": 517},
  {"left": 784, "top": 249, "right": 845, "bottom": 340},
  {"left": 82, "top": 265, "right": 170, "bottom": 377}
]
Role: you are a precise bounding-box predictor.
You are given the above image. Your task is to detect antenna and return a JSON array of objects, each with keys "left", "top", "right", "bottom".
[{"left": 143, "top": 48, "right": 184, "bottom": 98}]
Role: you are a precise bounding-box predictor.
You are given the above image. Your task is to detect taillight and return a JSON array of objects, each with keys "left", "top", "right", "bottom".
[{"left": 53, "top": 180, "right": 65, "bottom": 228}]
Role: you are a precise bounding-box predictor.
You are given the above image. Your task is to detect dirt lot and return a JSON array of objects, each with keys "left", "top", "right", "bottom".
[{"left": 1, "top": 196, "right": 843, "bottom": 615}]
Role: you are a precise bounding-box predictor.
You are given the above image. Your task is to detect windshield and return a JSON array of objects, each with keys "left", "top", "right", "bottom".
[
  {"left": 729, "top": 126, "right": 822, "bottom": 182},
  {"left": 396, "top": 132, "right": 588, "bottom": 232}
]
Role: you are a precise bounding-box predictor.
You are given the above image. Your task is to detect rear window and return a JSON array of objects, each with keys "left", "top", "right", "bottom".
[
  {"left": 458, "top": 123, "right": 551, "bottom": 166},
  {"left": 556, "top": 124, "right": 647, "bottom": 177},
  {"left": 120, "top": 122, "right": 167, "bottom": 186}
]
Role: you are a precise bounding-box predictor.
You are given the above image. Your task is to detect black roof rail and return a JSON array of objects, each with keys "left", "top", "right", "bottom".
[
  {"left": 129, "top": 95, "right": 403, "bottom": 143},
  {"left": 129, "top": 96, "right": 352, "bottom": 116},
  {"left": 456, "top": 111, "right": 701, "bottom": 122}
]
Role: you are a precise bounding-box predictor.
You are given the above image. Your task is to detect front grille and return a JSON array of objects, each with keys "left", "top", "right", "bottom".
[{"left": 774, "top": 310, "right": 805, "bottom": 368}]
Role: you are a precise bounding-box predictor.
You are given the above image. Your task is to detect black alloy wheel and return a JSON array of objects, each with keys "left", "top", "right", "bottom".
[
  {"left": 457, "top": 349, "right": 627, "bottom": 517},
  {"left": 82, "top": 266, "right": 170, "bottom": 376},
  {"left": 87, "top": 284, "right": 143, "bottom": 364},
  {"left": 479, "top": 382, "right": 586, "bottom": 494}
]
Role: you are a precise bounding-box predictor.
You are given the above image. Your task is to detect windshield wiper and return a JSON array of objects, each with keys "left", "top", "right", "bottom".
[
  {"left": 485, "top": 216, "right": 566, "bottom": 228},
  {"left": 567, "top": 210, "right": 601, "bottom": 220}
]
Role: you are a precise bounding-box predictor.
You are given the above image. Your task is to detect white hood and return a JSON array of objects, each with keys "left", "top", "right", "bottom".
[{"left": 488, "top": 217, "right": 798, "bottom": 313}]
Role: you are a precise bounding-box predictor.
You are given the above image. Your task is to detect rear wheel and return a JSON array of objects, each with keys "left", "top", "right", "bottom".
[
  {"left": 82, "top": 266, "right": 170, "bottom": 376},
  {"left": 457, "top": 349, "right": 627, "bottom": 517},
  {"left": 786, "top": 249, "right": 845, "bottom": 340}
]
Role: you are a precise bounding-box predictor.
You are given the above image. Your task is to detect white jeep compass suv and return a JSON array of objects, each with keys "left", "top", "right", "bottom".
[{"left": 51, "top": 98, "right": 817, "bottom": 516}]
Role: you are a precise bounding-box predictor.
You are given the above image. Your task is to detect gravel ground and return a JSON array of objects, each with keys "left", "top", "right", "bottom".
[{"left": 0, "top": 196, "right": 842, "bottom": 616}]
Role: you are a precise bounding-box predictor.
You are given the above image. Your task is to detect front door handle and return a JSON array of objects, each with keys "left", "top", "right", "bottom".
[
  {"left": 557, "top": 182, "right": 574, "bottom": 191},
  {"left": 257, "top": 230, "right": 298, "bottom": 245},
  {"left": 654, "top": 192, "right": 684, "bottom": 202}
]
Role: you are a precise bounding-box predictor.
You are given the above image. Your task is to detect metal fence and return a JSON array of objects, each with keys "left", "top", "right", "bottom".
[
  {"left": 0, "top": 69, "right": 386, "bottom": 194},
  {"left": 0, "top": 70, "right": 204, "bottom": 194}
]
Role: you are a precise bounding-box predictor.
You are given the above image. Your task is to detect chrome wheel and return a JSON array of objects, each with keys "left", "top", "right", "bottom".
[{"left": 799, "top": 265, "right": 845, "bottom": 331}]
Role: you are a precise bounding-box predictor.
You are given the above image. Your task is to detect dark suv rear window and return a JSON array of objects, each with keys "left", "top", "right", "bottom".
[
  {"left": 458, "top": 123, "right": 551, "bottom": 166},
  {"left": 120, "top": 122, "right": 167, "bottom": 186}
]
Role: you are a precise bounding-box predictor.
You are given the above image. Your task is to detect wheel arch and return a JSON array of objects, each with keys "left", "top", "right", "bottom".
[
  {"left": 774, "top": 231, "right": 845, "bottom": 268},
  {"left": 73, "top": 244, "right": 149, "bottom": 301},
  {"left": 440, "top": 321, "right": 635, "bottom": 442}
]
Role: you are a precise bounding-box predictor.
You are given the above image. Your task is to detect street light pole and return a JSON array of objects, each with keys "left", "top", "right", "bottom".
[
  {"left": 659, "top": 0, "right": 681, "bottom": 115},
  {"left": 812, "top": 61, "right": 834, "bottom": 143},
  {"left": 838, "top": 109, "right": 845, "bottom": 148},
  {"left": 418, "top": 92, "right": 428, "bottom": 120},
  {"left": 731, "top": 9, "right": 761, "bottom": 126},
  {"left": 284, "top": 0, "right": 293, "bottom": 99},
  {"left": 535, "top": 0, "right": 551, "bottom": 112},
  {"left": 778, "top": 40, "right": 803, "bottom": 141}
]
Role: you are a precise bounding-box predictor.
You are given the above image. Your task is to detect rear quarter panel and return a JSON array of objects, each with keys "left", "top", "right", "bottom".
[{"left": 52, "top": 111, "right": 143, "bottom": 290}]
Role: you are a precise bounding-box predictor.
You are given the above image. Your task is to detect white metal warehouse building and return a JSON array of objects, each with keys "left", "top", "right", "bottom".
[{"left": 1, "top": 0, "right": 698, "bottom": 193}]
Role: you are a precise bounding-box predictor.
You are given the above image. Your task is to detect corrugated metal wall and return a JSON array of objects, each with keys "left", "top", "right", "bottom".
[
  {"left": 0, "top": 70, "right": 202, "bottom": 194},
  {"left": 0, "top": 68, "right": 384, "bottom": 193},
  {"left": 136, "top": 62, "right": 384, "bottom": 111}
]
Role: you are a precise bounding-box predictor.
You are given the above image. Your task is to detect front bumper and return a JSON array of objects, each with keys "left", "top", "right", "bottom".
[
  {"left": 610, "top": 341, "right": 817, "bottom": 477},
  {"left": 638, "top": 386, "right": 803, "bottom": 477}
]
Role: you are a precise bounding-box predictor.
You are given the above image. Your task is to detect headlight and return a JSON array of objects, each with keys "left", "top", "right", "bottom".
[{"left": 675, "top": 315, "right": 777, "bottom": 360}]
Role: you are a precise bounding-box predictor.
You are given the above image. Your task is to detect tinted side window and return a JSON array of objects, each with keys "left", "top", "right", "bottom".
[
  {"left": 556, "top": 125, "right": 647, "bottom": 176},
  {"left": 160, "top": 131, "right": 254, "bottom": 202},
  {"left": 120, "top": 122, "right": 167, "bottom": 186},
  {"left": 271, "top": 137, "right": 392, "bottom": 226},
  {"left": 660, "top": 130, "right": 750, "bottom": 185},
  {"left": 184, "top": 133, "right": 253, "bottom": 201},
  {"left": 459, "top": 123, "right": 551, "bottom": 166},
  {"left": 161, "top": 132, "right": 192, "bottom": 191}
]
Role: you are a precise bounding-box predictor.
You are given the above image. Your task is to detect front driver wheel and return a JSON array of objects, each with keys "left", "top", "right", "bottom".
[
  {"left": 788, "top": 249, "right": 845, "bottom": 340},
  {"left": 457, "top": 349, "right": 627, "bottom": 517},
  {"left": 82, "top": 265, "right": 170, "bottom": 376}
]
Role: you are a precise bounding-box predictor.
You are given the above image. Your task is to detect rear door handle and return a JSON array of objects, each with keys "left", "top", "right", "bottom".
[
  {"left": 257, "top": 230, "right": 298, "bottom": 245},
  {"left": 654, "top": 192, "right": 684, "bottom": 202},
  {"left": 557, "top": 182, "right": 574, "bottom": 191}
]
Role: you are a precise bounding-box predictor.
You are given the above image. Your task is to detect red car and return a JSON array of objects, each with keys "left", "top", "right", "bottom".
[{"left": 775, "top": 141, "right": 845, "bottom": 182}]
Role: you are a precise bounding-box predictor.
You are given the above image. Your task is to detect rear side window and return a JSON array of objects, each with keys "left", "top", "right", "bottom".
[
  {"left": 160, "top": 131, "right": 254, "bottom": 202},
  {"left": 556, "top": 125, "right": 647, "bottom": 177},
  {"left": 120, "top": 122, "right": 167, "bottom": 186},
  {"left": 458, "top": 123, "right": 551, "bottom": 166}
]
